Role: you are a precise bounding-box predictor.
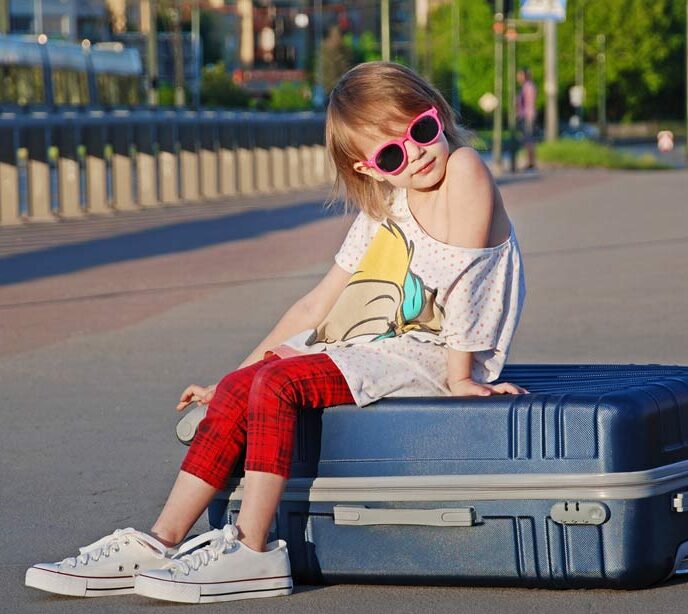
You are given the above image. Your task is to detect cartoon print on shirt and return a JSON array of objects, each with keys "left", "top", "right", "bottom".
[{"left": 306, "top": 220, "right": 444, "bottom": 346}]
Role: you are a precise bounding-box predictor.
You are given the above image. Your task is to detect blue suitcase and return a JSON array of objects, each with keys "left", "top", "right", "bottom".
[{"left": 207, "top": 364, "right": 688, "bottom": 589}]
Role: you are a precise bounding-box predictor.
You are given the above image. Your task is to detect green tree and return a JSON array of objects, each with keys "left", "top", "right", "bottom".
[
  {"left": 423, "top": 0, "right": 495, "bottom": 127},
  {"left": 317, "top": 26, "right": 355, "bottom": 93},
  {"left": 269, "top": 81, "right": 312, "bottom": 111},
  {"left": 426, "top": 0, "right": 686, "bottom": 124},
  {"left": 200, "top": 63, "right": 250, "bottom": 108},
  {"left": 516, "top": 0, "right": 686, "bottom": 122}
]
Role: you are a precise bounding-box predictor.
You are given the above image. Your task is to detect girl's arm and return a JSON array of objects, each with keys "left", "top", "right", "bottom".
[
  {"left": 237, "top": 262, "right": 352, "bottom": 368},
  {"left": 444, "top": 148, "right": 526, "bottom": 396},
  {"left": 177, "top": 263, "right": 352, "bottom": 411}
]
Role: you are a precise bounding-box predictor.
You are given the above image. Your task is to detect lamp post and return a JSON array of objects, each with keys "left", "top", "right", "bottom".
[
  {"left": 144, "top": 0, "right": 159, "bottom": 106},
  {"left": 596, "top": 33, "right": 606, "bottom": 141},
  {"left": 450, "top": 0, "right": 461, "bottom": 114},
  {"left": 543, "top": 19, "right": 558, "bottom": 141},
  {"left": 191, "top": 0, "right": 201, "bottom": 109},
  {"left": 33, "top": 0, "right": 43, "bottom": 34},
  {"left": 506, "top": 19, "right": 517, "bottom": 172},
  {"left": 575, "top": 0, "right": 586, "bottom": 122},
  {"left": 381, "top": 0, "right": 391, "bottom": 62},
  {"left": 491, "top": 0, "right": 505, "bottom": 174},
  {"left": 0, "top": 0, "right": 9, "bottom": 34}
]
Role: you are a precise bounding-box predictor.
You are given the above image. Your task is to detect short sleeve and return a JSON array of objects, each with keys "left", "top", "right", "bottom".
[
  {"left": 441, "top": 250, "right": 514, "bottom": 352},
  {"left": 334, "top": 211, "right": 380, "bottom": 274}
]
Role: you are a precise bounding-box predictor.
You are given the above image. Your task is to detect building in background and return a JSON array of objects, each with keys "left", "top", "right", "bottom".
[{"left": 8, "top": 0, "right": 109, "bottom": 41}]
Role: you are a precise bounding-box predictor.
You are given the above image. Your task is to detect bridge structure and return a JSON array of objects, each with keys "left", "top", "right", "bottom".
[{"left": 0, "top": 109, "right": 330, "bottom": 226}]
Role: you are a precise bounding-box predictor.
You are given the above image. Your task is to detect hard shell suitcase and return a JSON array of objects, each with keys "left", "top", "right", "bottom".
[{"left": 208, "top": 364, "right": 688, "bottom": 589}]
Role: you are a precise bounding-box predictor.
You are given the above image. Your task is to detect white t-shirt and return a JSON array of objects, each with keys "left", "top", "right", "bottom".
[{"left": 270, "top": 187, "right": 526, "bottom": 407}]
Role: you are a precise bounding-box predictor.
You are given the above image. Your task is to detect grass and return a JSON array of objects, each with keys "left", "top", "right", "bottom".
[{"left": 536, "top": 138, "right": 672, "bottom": 170}]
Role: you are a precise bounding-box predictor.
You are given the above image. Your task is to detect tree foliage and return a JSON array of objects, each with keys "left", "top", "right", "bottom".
[
  {"left": 318, "top": 26, "right": 355, "bottom": 93},
  {"left": 200, "top": 62, "right": 250, "bottom": 108},
  {"left": 425, "top": 0, "right": 686, "bottom": 123}
]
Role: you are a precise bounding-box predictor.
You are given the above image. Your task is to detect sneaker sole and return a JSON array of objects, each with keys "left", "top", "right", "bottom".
[
  {"left": 176, "top": 405, "right": 207, "bottom": 445},
  {"left": 25, "top": 567, "right": 135, "bottom": 597},
  {"left": 135, "top": 573, "right": 293, "bottom": 604}
]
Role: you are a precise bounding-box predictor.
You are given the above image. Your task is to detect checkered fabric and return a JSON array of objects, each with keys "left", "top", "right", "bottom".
[{"left": 181, "top": 353, "right": 355, "bottom": 488}]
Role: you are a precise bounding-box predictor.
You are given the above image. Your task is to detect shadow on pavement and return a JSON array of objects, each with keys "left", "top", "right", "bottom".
[{"left": 0, "top": 200, "right": 343, "bottom": 286}]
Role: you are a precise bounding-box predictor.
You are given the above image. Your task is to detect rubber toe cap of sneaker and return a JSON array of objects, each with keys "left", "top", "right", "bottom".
[
  {"left": 26, "top": 565, "right": 87, "bottom": 596},
  {"left": 135, "top": 570, "right": 201, "bottom": 603}
]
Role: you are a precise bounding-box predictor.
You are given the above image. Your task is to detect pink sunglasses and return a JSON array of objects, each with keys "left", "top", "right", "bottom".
[{"left": 362, "top": 107, "right": 444, "bottom": 175}]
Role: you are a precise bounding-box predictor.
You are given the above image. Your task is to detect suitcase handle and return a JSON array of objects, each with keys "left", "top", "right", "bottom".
[{"left": 333, "top": 505, "right": 477, "bottom": 527}]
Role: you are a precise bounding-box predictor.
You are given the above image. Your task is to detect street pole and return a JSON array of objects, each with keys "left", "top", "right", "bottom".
[
  {"left": 544, "top": 19, "right": 558, "bottom": 141},
  {"left": 596, "top": 33, "right": 606, "bottom": 141},
  {"left": 33, "top": 0, "right": 43, "bottom": 34},
  {"left": 506, "top": 20, "right": 517, "bottom": 173},
  {"left": 314, "top": 0, "right": 323, "bottom": 103},
  {"left": 491, "top": 0, "right": 504, "bottom": 174},
  {"left": 191, "top": 0, "right": 201, "bottom": 109},
  {"left": 381, "top": 0, "right": 391, "bottom": 62},
  {"left": 450, "top": 0, "right": 460, "bottom": 114},
  {"left": 173, "top": 0, "right": 185, "bottom": 107},
  {"left": 575, "top": 0, "right": 585, "bottom": 122},
  {"left": 685, "top": 0, "right": 687, "bottom": 160},
  {"left": 144, "top": 0, "right": 159, "bottom": 106},
  {"left": 0, "top": 0, "right": 9, "bottom": 34}
]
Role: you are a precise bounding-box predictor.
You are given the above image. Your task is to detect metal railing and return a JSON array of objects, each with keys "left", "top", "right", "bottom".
[{"left": 0, "top": 109, "right": 332, "bottom": 226}]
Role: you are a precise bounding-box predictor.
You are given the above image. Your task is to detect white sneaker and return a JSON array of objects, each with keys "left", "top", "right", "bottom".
[
  {"left": 25, "top": 528, "right": 174, "bottom": 597},
  {"left": 134, "top": 524, "right": 293, "bottom": 604}
]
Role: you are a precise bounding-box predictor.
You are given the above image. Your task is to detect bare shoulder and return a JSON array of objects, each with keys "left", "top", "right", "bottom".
[
  {"left": 443, "top": 147, "right": 496, "bottom": 248},
  {"left": 446, "top": 146, "right": 488, "bottom": 177}
]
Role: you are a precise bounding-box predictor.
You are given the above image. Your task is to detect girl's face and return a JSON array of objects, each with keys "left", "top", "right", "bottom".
[{"left": 351, "top": 110, "right": 450, "bottom": 191}]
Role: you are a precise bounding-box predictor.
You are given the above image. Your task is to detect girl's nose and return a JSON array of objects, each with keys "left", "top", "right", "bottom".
[{"left": 404, "top": 139, "right": 424, "bottom": 163}]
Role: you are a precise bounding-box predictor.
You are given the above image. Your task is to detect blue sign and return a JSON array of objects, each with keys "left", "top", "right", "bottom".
[{"left": 520, "top": 0, "right": 567, "bottom": 22}]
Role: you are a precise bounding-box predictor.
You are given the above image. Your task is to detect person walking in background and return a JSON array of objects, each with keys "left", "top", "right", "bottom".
[{"left": 516, "top": 67, "right": 537, "bottom": 170}]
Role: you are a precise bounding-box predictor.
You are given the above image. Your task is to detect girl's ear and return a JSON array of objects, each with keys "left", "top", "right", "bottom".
[{"left": 353, "top": 161, "right": 385, "bottom": 182}]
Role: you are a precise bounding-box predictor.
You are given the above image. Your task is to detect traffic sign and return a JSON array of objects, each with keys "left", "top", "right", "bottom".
[{"left": 520, "top": 0, "right": 567, "bottom": 22}]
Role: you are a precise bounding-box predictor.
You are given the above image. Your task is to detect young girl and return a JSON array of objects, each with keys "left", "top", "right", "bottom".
[{"left": 25, "top": 61, "right": 527, "bottom": 604}]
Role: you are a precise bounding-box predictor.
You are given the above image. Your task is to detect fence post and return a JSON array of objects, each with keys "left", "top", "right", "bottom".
[
  {"left": 179, "top": 112, "right": 200, "bottom": 202},
  {"left": 236, "top": 113, "right": 256, "bottom": 195},
  {"left": 269, "top": 114, "right": 287, "bottom": 192},
  {"left": 24, "top": 115, "right": 54, "bottom": 221},
  {"left": 83, "top": 115, "right": 109, "bottom": 215},
  {"left": 158, "top": 113, "right": 179, "bottom": 204},
  {"left": 199, "top": 112, "right": 219, "bottom": 200},
  {"left": 311, "top": 117, "right": 327, "bottom": 185},
  {"left": 55, "top": 113, "right": 82, "bottom": 218},
  {"left": 134, "top": 117, "right": 158, "bottom": 207},
  {"left": 110, "top": 113, "right": 136, "bottom": 211},
  {"left": 299, "top": 114, "right": 316, "bottom": 187},
  {"left": 286, "top": 120, "right": 302, "bottom": 190},
  {"left": 0, "top": 121, "right": 21, "bottom": 225},
  {"left": 254, "top": 115, "right": 271, "bottom": 193},
  {"left": 218, "top": 114, "right": 237, "bottom": 197}
]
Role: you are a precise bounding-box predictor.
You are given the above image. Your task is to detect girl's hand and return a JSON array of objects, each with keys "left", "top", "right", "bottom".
[
  {"left": 448, "top": 378, "right": 529, "bottom": 397},
  {"left": 176, "top": 384, "right": 217, "bottom": 412}
]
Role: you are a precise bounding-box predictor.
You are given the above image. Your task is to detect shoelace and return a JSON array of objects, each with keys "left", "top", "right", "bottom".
[
  {"left": 61, "top": 528, "right": 140, "bottom": 568},
  {"left": 168, "top": 524, "right": 240, "bottom": 576}
]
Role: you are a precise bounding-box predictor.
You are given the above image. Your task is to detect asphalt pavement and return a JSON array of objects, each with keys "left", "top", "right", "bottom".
[{"left": 1, "top": 168, "right": 687, "bottom": 613}]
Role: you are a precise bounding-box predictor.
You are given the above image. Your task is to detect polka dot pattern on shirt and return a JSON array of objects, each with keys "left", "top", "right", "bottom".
[{"left": 282, "top": 188, "right": 526, "bottom": 407}]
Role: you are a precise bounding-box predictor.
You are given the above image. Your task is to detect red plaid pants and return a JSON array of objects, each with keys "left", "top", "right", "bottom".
[{"left": 180, "top": 353, "right": 355, "bottom": 488}]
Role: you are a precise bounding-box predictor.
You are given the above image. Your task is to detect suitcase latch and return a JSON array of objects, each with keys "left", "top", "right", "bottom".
[
  {"left": 551, "top": 501, "right": 609, "bottom": 526},
  {"left": 673, "top": 493, "right": 687, "bottom": 513}
]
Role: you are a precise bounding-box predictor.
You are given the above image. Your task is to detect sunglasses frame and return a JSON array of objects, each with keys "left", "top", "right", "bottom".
[{"left": 362, "top": 106, "right": 444, "bottom": 175}]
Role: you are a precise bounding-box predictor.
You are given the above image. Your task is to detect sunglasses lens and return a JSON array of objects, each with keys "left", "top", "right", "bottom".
[
  {"left": 410, "top": 115, "right": 440, "bottom": 144},
  {"left": 376, "top": 144, "right": 405, "bottom": 173}
]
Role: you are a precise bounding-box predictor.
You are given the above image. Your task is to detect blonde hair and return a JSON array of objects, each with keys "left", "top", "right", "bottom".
[{"left": 325, "top": 61, "right": 472, "bottom": 221}]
